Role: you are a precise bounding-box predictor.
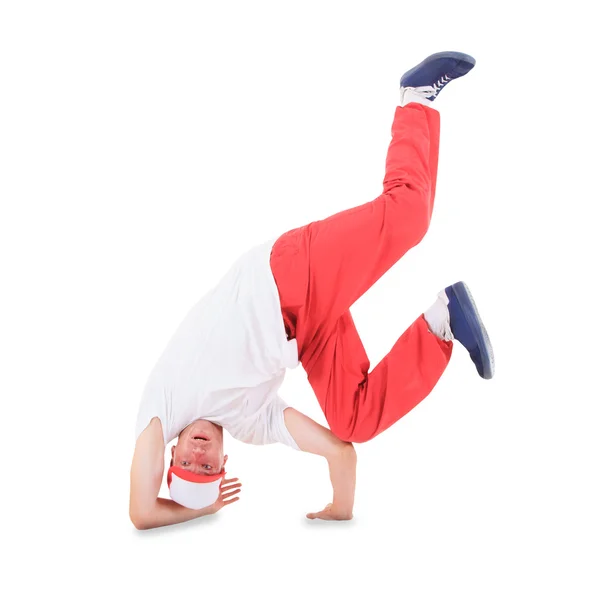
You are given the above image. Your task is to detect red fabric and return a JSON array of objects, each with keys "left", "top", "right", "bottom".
[
  {"left": 167, "top": 466, "right": 226, "bottom": 486},
  {"left": 269, "top": 103, "right": 453, "bottom": 443}
]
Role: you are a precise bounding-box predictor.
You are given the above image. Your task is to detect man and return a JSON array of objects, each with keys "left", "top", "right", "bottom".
[{"left": 129, "top": 51, "right": 494, "bottom": 530}]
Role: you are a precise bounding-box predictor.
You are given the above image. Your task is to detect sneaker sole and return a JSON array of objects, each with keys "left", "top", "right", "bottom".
[
  {"left": 400, "top": 51, "right": 477, "bottom": 86},
  {"left": 450, "top": 281, "right": 495, "bottom": 379}
]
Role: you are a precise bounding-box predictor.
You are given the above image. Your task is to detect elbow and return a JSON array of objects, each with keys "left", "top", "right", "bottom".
[
  {"left": 341, "top": 441, "right": 356, "bottom": 460},
  {"left": 328, "top": 440, "right": 356, "bottom": 462},
  {"left": 130, "top": 511, "right": 146, "bottom": 530},
  {"left": 130, "top": 508, "right": 151, "bottom": 531}
]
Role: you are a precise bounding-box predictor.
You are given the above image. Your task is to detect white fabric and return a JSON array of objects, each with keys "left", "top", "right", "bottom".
[
  {"left": 135, "top": 238, "right": 301, "bottom": 450},
  {"left": 169, "top": 473, "right": 222, "bottom": 510},
  {"left": 400, "top": 86, "right": 436, "bottom": 108},
  {"left": 424, "top": 289, "right": 454, "bottom": 342}
]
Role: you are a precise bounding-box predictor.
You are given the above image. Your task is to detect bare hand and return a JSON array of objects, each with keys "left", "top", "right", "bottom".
[
  {"left": 306, "top": 503, "right": 353, "bottom": 521},
  {"left": 209, "top": 477, "right": 242, "bottom": 514}
]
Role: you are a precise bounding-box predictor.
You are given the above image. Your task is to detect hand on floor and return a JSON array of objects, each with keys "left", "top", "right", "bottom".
[{"left": 306, "top": 503, "right": 353, "bottom": 521}]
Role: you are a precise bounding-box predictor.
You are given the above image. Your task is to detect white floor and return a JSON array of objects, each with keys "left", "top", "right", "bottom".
[{"left": 2, "top": 2, "right": 593, "bottom": 598}]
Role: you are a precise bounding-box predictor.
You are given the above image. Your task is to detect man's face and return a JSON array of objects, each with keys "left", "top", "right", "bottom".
[{"left": 171, "top": 419, "right": 227, "bottom": 476}]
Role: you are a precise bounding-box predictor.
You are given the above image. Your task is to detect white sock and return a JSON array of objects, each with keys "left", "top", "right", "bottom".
[
  {"left": 400, "top": 86, "right": 436, "bottom": 108},
  {"left": 424, "top": 290, "right": 454, "bottom": 341}
]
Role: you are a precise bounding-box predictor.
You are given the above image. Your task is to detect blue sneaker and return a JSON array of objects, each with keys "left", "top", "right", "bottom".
[
  {"left": 445, "top": 281, "right": 495, "bottom": 379},
  {"left": 400, "top": 51, "right": 476, "bottom": 102}
]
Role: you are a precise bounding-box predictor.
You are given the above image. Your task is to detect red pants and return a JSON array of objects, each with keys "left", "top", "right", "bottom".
[{"left": 270, "top": 103, "right": 453, "bottom": 443}]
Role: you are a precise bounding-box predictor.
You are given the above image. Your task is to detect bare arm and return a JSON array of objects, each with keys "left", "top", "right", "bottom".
[
  {"left": 129, "top": 418, "right": 238, "bottom": 530},
  {"left": 283, "top": 407, "right": 356, "bottom": 520}
]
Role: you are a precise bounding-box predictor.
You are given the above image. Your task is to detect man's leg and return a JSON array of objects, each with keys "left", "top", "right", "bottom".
[
  {"left": 305, "top": 278, "right": 495, "bottom": 443},
  {"left": 272, "top": 51, "right": 478, "bottom": 363},
  {"left": 271, "top": 101, "right": 440, "bottom": 369},
  {"left": 305, "top": 309, "right": 452, "bottom": 443},
  {"left": 272, "top": 100, "right": 446, "bottom": 441},
  {"left": 270, "top": 51, "right": 485, "bottom": 440}
]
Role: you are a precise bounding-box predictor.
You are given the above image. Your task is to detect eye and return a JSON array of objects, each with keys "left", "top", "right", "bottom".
[
  {"left": 202, "top": 465, "right": 212, "bottom": 470},
  {"left": 181, "top": 461, "right": 190, "bottom": 466}
]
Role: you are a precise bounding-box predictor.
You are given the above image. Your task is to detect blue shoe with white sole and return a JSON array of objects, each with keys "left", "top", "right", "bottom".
[
  {"left": 400, "top": 51, "right": 476, "bottom": 101},
  {"left": 445, "top": 281, "right": 495, "bottom": 379}
]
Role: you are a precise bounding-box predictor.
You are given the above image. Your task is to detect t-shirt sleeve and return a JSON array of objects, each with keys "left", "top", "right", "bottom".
[
  {"left": 227, "top": 394, "right": 301, "bottom": 450},
  {"left": 267, "top": 397, "right": 301, "bottom": 450},
  {"left": 135, "top": 375, "right": 170, "bottom": 443}
]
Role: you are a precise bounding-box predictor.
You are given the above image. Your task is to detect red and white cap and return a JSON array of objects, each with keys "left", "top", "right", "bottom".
[{"left": 167, "top": 466, "right": 225, "bottom": 510}]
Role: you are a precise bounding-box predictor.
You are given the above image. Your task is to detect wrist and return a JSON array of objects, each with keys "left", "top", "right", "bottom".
[
  {"left": 329, "top": 501, "right": 354, "bottom": 519},
  {"left": 202, "top": 503, "right": 217, "bottom": 517}
]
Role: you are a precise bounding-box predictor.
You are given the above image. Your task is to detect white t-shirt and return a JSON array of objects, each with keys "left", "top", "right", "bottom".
[{"left": 135, "top": 238, "right": 301, "bottom": 450}]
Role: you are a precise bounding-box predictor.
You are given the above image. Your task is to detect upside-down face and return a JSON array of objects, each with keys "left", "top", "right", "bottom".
[{"left": 171, "top": 419, "right": 227, "bottom": 476}]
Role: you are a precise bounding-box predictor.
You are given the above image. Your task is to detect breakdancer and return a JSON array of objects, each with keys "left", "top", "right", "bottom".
[{"left": 129, "top": 51, "right": 494, "bottom": 529}]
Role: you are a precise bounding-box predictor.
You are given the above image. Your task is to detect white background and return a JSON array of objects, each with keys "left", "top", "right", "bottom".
[{"left": 1, "top": 1, "right": 593, "bottom": 598}]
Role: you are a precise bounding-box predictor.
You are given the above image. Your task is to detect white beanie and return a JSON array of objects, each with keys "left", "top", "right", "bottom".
[{"left": 167, "top": 466, "right": 225, "bottom": 510}]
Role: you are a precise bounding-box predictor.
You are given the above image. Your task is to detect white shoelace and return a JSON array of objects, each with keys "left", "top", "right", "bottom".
[
  {"left": 402, "top": 74, "right": 453, "bottom": 100},
  {"left": 432, "top": 74, "right": 452, "bottom": 94}
]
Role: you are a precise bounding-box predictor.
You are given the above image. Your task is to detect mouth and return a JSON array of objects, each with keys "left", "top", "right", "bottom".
[{"left": 192, "top": 435, "right": 209, "bottom": 442}]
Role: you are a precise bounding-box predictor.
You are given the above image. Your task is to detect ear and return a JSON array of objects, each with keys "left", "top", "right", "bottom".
[
  {"left": 171, "top": 445, "right": 176, "bottom": 463},
  {"left": 223, "top": 454, "right": 228, "bottom": 468}
]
